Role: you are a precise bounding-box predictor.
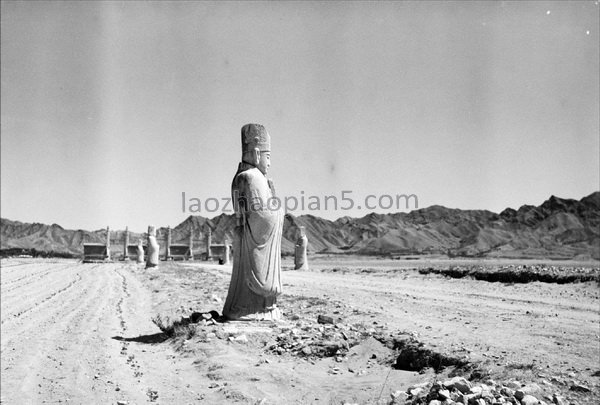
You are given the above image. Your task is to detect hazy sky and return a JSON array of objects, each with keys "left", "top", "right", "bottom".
[{"left": 1, "top": 1, "right": 598, "bottom": 232}]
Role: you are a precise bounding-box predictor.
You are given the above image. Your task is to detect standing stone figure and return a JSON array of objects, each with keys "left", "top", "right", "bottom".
[
  {"left": 223, "top": 123, "right": 284, "bottom": 321},
  {"left": 294, "top": 226, "right": 309, "bottom": 270},
  {"left": 146, "top": 226, "right": 159, "bottom": 268},
  {"left": 136, "top": 239, "right": 144, "bottom": 263}
]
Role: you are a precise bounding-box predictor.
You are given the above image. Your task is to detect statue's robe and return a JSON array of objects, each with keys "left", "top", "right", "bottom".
[{"left": 223, "top": 162, "right": 284, "bottom": 320}]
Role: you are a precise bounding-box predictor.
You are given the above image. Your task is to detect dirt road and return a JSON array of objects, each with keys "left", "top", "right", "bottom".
[
  {"left": 1, "top": 259, "right": 201, "bottom": 404},
  {"left": 1, "top": 258, "right": 598, "bottom": 404}
]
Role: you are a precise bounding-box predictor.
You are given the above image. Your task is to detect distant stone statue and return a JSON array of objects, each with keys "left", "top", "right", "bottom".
[
  {"left": 223, "top": 123, "right": 284, "bottom": 321},
  {"left": 294, "top": 226, "right": 309, "bottom": 270},
  {"left": 136, "top": 239, "right": 144, "bottom": 263},
  {"left": 146, "top": 226, "right": 159, "bottom": 268}
]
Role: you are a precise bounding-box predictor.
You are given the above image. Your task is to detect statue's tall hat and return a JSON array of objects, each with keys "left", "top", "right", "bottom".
[{"left": 241, "top": 123, "right": 270, "bottom": 153}]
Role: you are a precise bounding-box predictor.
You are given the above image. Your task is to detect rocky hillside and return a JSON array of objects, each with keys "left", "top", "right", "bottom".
[{"left": 1, "top": 192, "right": 598, "bottom": 259}]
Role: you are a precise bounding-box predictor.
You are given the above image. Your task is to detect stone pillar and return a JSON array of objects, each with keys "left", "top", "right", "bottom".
[
  {"left": 294, "top": 226, "right": 308, "bottom": 270},
  {"left": 205, "top": 226, "right": 212, "bottom": 260},
  {"left": 223, "top": 242, "right": 230, "bottom": 265},
  {"left": 106, "top": 226, "right": 111, "bottom": 260},
  {"left": 188, "top": 227, "right": 194, "bottom": 260},
  {"left": 146, "top": 225, "right": 159, "bottom": 268},
  {"left": 166, "top": 226, "right": 172, "bottom": 260},
  {"left": 123, "top": 226, "right": 129, "bottom": 261}
]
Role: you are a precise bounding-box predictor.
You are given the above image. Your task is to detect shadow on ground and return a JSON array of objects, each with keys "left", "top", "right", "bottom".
[{"left": 111, "top": 333, "right": 168, "bottom": 344}]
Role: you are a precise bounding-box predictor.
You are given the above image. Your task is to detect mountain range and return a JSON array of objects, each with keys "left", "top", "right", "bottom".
[{"left": 1, "top": 192, "right": 599, "bottom": 260}]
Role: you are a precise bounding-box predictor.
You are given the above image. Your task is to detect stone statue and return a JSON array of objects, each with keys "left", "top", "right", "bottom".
[
  {"left": 146, "top": 226, "right": 159, "bottom": 268},
  {"left": 223, "top": 123, "right": 284, "bottom": 321},
  {"left": 294, "top": 226, "right": 309, "bottom": 270},
  {"left": 136, "top": 239, "right": 144, "bottom": 263}
]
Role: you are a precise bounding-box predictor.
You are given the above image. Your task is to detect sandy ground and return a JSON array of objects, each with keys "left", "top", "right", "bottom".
[{"left": 1, "top": 257, "right": 598, "bottom": 404}]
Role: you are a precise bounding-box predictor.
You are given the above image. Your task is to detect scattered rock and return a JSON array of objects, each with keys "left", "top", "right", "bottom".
[
  {"left": 409, "top": 387, "right": 425, "bottom": 397},
  {"left": 391, "top": 390, "right": 409, "bottom": 403},
  {"left": 232, "top": 334, "right": 248, "bottom": 344},
  {"left": 569, "top": 383, "right": 591, "bottom": 393},
  {"left": 444, "top": 376, "right": 472, "bottom": 394},
  {"left": 520, "top": 394, "right": 539, "bottom": 405},
  {"left": 317, "top": 315, "right": 334, "bottom": 324},
  {"left": 146, "top": 389, "right": 158, "bottom": 402},
  {"left": 438, "top": 389, "right": 451, "bottom": 400},
  {"left": 505, "top": 381, "right": 522, "bottom": 390},
  {"left": 551, "top": 394, "right": 565, "bottom": 405}
]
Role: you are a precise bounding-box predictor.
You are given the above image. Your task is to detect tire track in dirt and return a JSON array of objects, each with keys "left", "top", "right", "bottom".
[
  {"left": 1, "top": 260, "right": 204, "bottom": 404},
  {"left": 0, "top": 261, "right": 78, "bottom": 289},
  {"left": 0, "top": 264, "right": 96, "bottom": 355},
  {"left": 1, "top": 261, "right": 109, "bottom": 403},
  {"left": 1, "top": 272, "right": 83, "bottom": 325},
  {"left": 0, "top": 262, "right": 144, "bottom": 404},
  {"left": 0, "top": 262, "right": 83, "bottom": 317},
  {"left": 20, "top": 263, "right": 147, "bottom": 404}
]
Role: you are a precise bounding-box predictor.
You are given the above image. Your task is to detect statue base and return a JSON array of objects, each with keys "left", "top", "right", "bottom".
[{"left": 225, "top": 305, "right": 282, "bottom": 322}]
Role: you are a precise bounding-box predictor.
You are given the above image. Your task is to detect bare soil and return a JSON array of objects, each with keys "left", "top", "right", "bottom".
[{"left": 1, "top": 257, "right": 598, "bottom": 404}]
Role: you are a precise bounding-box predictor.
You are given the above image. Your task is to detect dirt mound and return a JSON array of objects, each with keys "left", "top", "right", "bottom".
[{"left": 418, "top": 264, "right": 600, "bottom": 284}]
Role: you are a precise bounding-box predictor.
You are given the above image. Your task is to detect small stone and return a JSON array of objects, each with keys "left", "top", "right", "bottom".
[
  {"left": 569, "top": 383, "right": 590, "bottom": 393},
  {"left": 438, "top": 389, "right": 451, "bottom": 400},
  {"left": 391, "top": 391, "right": 409, "bottom": 402},
  {"left": 429, "top": 400, "right": 442, "bottom": 405},
  {"left": 409, "top": 387, "right": 425, "bottom": 397},
  {"left": 233, "top": 334, "right": 248, "bottom": 343},
  {"left": 520, "top": 395, "right": 539, "bottom": 405},
  {"left": 505, "top": 381, "right": 522, "bottom": 390},
  {"left": 551, "top": 394, "right": 564, "bottom": 405},
  {"left": 444, "top": 377, "right": 472, "bottom": 394},
  {"left": 302, "top": 347, "right": 312, "bottom": 355},
  {"left": 500, "top": 387, "right": 514, "bottom": 397},
  {"left": 516, "top": 384, "right": 541, "bottom": 400},
  {"left": 317, "top": 315, "right": 334, "bottom": 324},
  {"left": 116, "top": 401, "right": 128, "bottom": 405}
]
